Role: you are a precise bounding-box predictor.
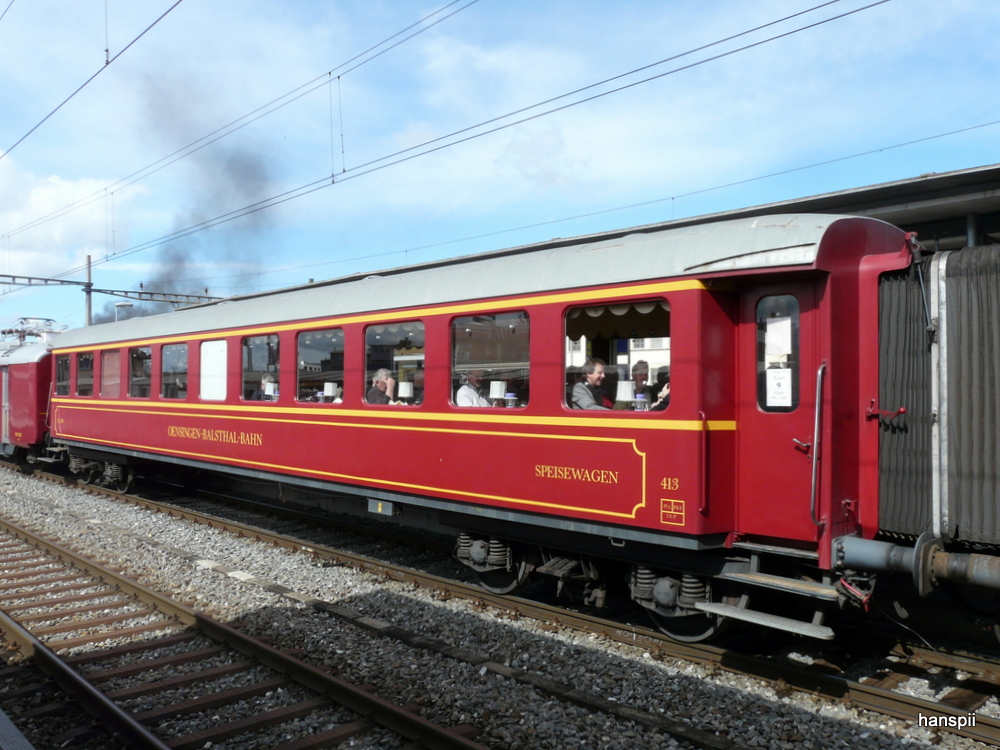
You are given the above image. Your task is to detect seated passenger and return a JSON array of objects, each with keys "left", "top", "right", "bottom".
[
  {"left": 571, "top": 358, "right": 611, "bottom": 410},
  {"left": 250, "top": 374, "right": 276, "bottom": 401},
  {"left": 412, "top": 367, "right": 425, "bottom": 406},
  {"left": 645, "top": 368, "right": 669, "bottom": 411},
  {"left": 631, "top": 361, "right": 655, "bottom": 402},
  {"left": 367, "top": 368, "right": 395, "bottom": 405},
  {"left": 456, "top": 369, "right": 491, "bottom": 407}
]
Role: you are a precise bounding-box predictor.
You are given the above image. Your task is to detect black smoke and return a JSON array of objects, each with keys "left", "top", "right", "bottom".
[{"left": 99, "top": 74, "right": 276, "bottom": 323}]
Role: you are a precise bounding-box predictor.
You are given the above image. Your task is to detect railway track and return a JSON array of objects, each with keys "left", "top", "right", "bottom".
[
  {"left": 124, "top": 479, "right": 1000, "bottom": 746},
  {"left": 0, "top": 515, "right": 488, "bottom": 750},
  {"left": 10, "top": 466, "right": 1000, "bottom": 747}
]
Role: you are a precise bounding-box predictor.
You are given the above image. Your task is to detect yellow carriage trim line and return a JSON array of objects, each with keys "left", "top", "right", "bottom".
[
  {"left": 54, "top": 404, "right": 656, "bottom": 445},
  {"left": 55, "top": 432, "right": 649, "bottom": 520},
  {"left": 50, "top": 399, "right": 736, "bottom": 432},
  {"left": 51, "top": 278, "right": 713, "bottom": 353}
]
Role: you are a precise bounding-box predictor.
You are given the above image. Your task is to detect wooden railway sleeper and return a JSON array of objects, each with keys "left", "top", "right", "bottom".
[
  {"left": 0, "top": 517, "right": 490, "bottom": 750},
  {"left": 0, "top": 606, "right": 174, "bottom": 749}
]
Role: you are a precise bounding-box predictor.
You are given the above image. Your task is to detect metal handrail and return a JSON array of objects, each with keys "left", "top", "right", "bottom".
[
  {"left": 699, "top": 410, "right": 709, "bottom": 514},
  {"left": 810, "top": 361, "right": 827, "bottom": 528}
]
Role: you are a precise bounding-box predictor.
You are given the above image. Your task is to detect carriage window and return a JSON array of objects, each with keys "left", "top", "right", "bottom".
[
  {"left": 452, "top": 312, "right": 529, "bottom": 407},
  {"left": 297, "top": 328, "right": 344, "bottom": 403},
  {"left": 129, "top": 346, "right": 152, "bottom": 398},
  {"left": 55, "top": 355, "right": 70, "bottom": 396},
  {"left": 757, "top": 295, "right": 799, "bottom": 412},
  {"left": 200, "top": 340, "right": 227, "bottom": 401},
  {"left": 161, "top": 344, "right": 188, "bottom": 399},
  {"left": 77, "top": 352, "right": 93, "bottom": 396},
  {"left": 565, "top": 300, "right": 671, "bottom": 412},
  {"left": 101, "top": 350, "right": 121, "bottom": 399},
  {"left": 365, "top": 321, "right": 424, "bottom": 405},
  {"left": 242, "top": 334, "right": 280, "bottom": 402}
]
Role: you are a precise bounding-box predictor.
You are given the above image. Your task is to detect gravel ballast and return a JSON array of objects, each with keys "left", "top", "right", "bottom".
[{"left": 0, "top": 472, "right": 992, "bottom": 750}]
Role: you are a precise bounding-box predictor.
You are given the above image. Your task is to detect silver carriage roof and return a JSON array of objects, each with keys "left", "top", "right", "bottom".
[
  {"left": 53, "top": 213, "right": 896, "bottom": 349},
  {"left": 0, "top": 340, "right": 54, "bottom": 365}
]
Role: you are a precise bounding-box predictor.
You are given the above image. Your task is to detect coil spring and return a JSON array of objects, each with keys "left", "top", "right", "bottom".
[
  {"left": 456, "top": 533, "right": 474, "bottom": 559},
  {"left": 632, "top": 566, "right": 657, "bottom": 599},
  {"left": 486, "top": 538, "right": 509, "bottom": 568},
  {"left": 679, "top": 575, "right": 707, "bottom": 606}
]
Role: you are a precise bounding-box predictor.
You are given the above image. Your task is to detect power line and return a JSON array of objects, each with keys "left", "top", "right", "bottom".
[
  {"left": 348, "top": 0, "right": 851, "bottom": 176},
  {"left": 0, "top": 0, "right": 186, "bottom": 163},
  {"left": 0, "top": 0, "right": 15, "bottom": 24},
  {"left": 3, "top": 0, "right": 481, "bottom": 242},
  {"left": 104, "top": 115, "right": 1000, "bottom": 292},
  {"left": 48, "top": 0, "right": 892, "bottom": 280}
]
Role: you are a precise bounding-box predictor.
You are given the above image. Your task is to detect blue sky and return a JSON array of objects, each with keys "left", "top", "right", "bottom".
[{"left": 1, "top": 0, "right": 997, "bottom": 328}]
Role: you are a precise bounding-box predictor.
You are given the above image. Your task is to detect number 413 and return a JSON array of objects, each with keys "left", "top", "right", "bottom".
[{"left": 660, "top": 477, "right": 679, "bottom": 491}]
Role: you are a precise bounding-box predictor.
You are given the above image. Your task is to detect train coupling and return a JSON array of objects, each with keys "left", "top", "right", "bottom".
[{"left": 834, "top": 533, "right": 1000, "bottom": 596}]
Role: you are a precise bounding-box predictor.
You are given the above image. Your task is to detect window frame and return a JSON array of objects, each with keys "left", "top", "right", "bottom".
[
  {"left": 55, "top": 354, "right": 70, "bottom": 396},
  {"left": 563, "top": 298, "right": 672, "bottom": 413},
  {"left": 199, "top": 340, "right": 228, "bottom": 401},
  {"left": 242, "top": 334, "right": 281, "bottom": 403},
  {"left": 100, "top": 349, "right": 121, "bottom": 399},
  {"left": 76, "top": 351, "right": 94, "bottom": 397},
  {"left": 450, "top": 310, "right": 530, "bottom": 409},
  {"left": 296, "top": 327, "right": 345, "bottom": 404},
  {"left": 364, "top": 320, "right": 425, "bottom": 407},
  {"left": 161, "top": 343, "right": 189, "bottom": 400},
  {"left": 128, "top": 346, "right": 152, "bottom": 398},
  {"left": 755, "top": 294, "right": 800, "bottom": 413}
]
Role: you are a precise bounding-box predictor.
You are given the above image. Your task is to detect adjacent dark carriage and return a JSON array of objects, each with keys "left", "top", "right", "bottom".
[{"left": 43, "top": 214, "right": 1000, "bottom": 641}]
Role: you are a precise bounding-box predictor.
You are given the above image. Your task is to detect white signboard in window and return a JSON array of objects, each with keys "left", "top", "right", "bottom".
[
  {"left": 200, "top": 340, "right": 228, "bottom": 401},
  {"left": 765, "top": 315, "right": 792, "bottom": 360},
  {"left": 766, "top": 368, "right": 793, "bottom": 408}
]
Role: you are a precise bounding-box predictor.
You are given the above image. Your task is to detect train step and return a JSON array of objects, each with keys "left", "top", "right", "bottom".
[
  {"left": 535, "top": 557, "right": 580, "bottom": 578},
  {"left": 34, "top": 456, "right": 63, "bottom": 464},
  {"left": 694, "top": 601, "right": 835, "bottom": 640},
  {"left": 717, "top": 571, "right": 839, "bottom": 601},
  {"left": 731, "top": 541, "right": 819, "bottom": 560}
]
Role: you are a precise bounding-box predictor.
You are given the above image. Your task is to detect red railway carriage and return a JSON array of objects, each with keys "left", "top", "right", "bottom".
[
  {"left": 0, "top": 320, "right": 60, "bottom": 463},
  {"left": 43, "top": 214, "right": 1000, "bottom": 641}
]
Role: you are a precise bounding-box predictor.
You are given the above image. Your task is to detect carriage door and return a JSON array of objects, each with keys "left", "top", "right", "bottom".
[
  {"left": 737, "top": 284, "right": 823, "bottom": 541},
  {"left": 1, "top": 367, "right": 8, "bottom": 447}
]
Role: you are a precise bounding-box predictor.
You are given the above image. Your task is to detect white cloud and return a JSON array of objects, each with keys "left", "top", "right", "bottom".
[
  {"left": 0, "top": 159, "right": 149, "bottom": 277},
  {"left": 3, "top": 0, "right": 1000, "bottom": 326}
]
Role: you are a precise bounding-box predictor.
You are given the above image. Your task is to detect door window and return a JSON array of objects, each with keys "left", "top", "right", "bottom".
[{"left": 756, "top": 295, "right": 799, "bottom": 412}]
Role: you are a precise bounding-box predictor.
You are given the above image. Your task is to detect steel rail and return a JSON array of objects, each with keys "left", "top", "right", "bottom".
[
  {"left": 0, "top": 516, "right": 488, "bottom": 750},
  {"left": 0, "top": 594, "right": 174, "bottom": 749},
  {"left": 21, "top": 469, "right": 1000, "bottom": 744},
  {"left": 107, "top": 489, "right": 1000, "bottom": 745}
]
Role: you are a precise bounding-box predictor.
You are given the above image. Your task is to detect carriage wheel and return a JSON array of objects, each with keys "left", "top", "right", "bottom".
[
  {"left": 80, "top": 466, "right": 99, "bottom": 485},
  {"left": 643, "top": 573, "right": 730, "bottom": 643},
  {"left": 646, "top": 608, "right": 727, "bottom": 643},
  {"left": 113, "top": 465, "right": 134, "bottom": 493},
  {"left": 474, "top": 552, "right": 531, "bottom": 595}
]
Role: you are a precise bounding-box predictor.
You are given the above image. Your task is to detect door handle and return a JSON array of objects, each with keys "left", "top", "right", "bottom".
[{"left": 792, "top": 438, "right": 811, "bottom": 451}]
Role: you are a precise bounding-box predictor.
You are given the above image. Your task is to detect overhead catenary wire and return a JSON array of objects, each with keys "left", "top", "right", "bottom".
[
  {"left": 42, "top": 0, "right": 894, "bottom": 282},
  {"left": 0, "top": 0, "right": 15, "bottom": 24},
  {"left": 149, "top": 114, "right": 1000, "bottom": 292},
  {"left": 2, "top": 0, "right": 480, "bottom": 243},
  {"left": 0, "top": 0, "right": 186, "bottom": 164}
]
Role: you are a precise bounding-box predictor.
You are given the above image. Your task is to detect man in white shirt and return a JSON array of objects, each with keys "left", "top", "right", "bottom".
[{"left": 456, "top": 370, "right": 491, "bottom": 407}]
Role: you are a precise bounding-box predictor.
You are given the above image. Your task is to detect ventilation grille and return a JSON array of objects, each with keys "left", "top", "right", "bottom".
[
  {"left": 946, "top": 246, "right": 1000, "bottom": 544},
  {"left": 878, "top": 263, "right": 933, "bottom": 537}
]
